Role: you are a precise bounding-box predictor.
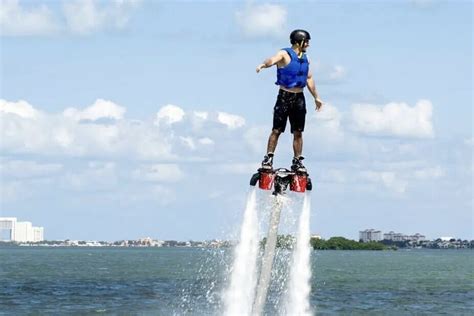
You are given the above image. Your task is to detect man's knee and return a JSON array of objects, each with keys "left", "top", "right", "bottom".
[
  {"left": 293, "top": 130, "right": 303, "bottom": 138},
  {"left": 271, "top": 129, "right": 282, "bottom": 136}
]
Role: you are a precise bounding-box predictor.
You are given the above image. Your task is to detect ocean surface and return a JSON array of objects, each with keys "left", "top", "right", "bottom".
[{"left": 0, "top": 247, "right": 472, "bottom": 315}]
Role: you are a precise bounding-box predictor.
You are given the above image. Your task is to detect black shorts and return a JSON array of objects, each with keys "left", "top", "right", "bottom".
[{"left": 272, "top": 89, "right": 306, "bottom": 133}]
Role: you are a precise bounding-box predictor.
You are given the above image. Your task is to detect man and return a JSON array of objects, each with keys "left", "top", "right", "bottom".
[{"left": 256, "top": 29, "right": 323, "bottom": 172}]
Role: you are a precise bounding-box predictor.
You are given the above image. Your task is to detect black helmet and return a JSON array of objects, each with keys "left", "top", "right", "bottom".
[{"left": 290, "top": 29, "right": 311, "bottom": 45}]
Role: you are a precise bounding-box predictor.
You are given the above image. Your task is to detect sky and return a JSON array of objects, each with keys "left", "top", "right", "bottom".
[{"left": 0, "top": 0, "right": 472, "bottom": 241}]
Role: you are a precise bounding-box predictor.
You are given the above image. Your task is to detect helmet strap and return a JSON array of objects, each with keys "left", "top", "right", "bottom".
[{"left": 298, "top": 40, "right": 305, "bottom": 58}]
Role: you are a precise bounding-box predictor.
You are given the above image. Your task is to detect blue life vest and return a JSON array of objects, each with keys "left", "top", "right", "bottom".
[{"left": 275, "top": 48, "right": 309, "bottom": 89}]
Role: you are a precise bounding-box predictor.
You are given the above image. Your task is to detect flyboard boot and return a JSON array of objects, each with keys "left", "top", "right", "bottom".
[{"left": 250, "top": 154, "right": 312, "bottom": 195}]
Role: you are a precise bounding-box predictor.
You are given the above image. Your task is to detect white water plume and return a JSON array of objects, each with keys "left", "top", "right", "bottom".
[
  {"left": 285, "top": 194, "right": 313, "bottom": 315},
  {"left": 253, "top": 195, "right": 284, "bottom": 316},
  {"left": 223, "top": 188, "right": 259, "bottom": 316}
]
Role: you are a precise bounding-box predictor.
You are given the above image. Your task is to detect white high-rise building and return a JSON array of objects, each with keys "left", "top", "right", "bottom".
[
  {"left": 0, "top": 217, "right": 17, "bottom": 241},
  {"left": 384, "top": 231, "right": 426, "bottom": 242},
  {"left": 359, "top": 229, "right": 382, "bottom": 242},
  {"left": 0, "top": 217, "right": 44, "bottom": 242},
  {"left": 33, "top": 227, "right": 44, "bottom": 242},
  {"left": 14, "top": 221, "right": 33, "bottom": 242}
]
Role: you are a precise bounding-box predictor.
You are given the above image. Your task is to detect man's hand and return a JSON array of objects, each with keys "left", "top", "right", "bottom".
[
  {"left": 256, "top": 64, "right": 265, "bottom": 73},
  {"left": 315, "top": 98, "right": 323, "bottom": 111}
]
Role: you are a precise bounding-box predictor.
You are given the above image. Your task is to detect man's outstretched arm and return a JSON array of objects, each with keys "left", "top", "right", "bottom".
[
  {"left": 256, "top": 51, "right": 285, "bottom": 73},
  {"left": 306, "top": 71, "right": 323, "bottom": 111}
]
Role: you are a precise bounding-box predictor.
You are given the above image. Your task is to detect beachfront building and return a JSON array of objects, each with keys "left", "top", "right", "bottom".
[
  {"left": 383, "top": 231, "right": 426, "bottom": 242},
  {"left": 384, "top": 231, "right": 406, "bottom": 241},
  {"left": 408, "top": 233, "right": 426, "bottom": 242},
  {"left": 0, "top": 217, "right": 17, "bottom": 241},
  {"left": 359, "top": 229, "right": 382, "bottom": 242},
  {"left": 0, "top": 217, "right": 44, "bottom": 242}
]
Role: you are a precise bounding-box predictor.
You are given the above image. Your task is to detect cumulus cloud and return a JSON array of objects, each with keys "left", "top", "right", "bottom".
[
  {"left": 350, "top": 100, "right": 434, "bottom": 138},
  {"left": 0, "top": 0, "right": 141, "bottom": 37},
  {"left": 0, "top": 99, "right": 249, "bottom": 161},
  {"left": 155, "top": 104, "right": 186, "bottom": 126},
  {"left": 235, "top": 4, "right": 287, "bottom": 39},
  {"left": 63, "top": 99, "right": 126, "bottom": 121},
  {"left": 1, "top": 99, "right": 170, "bottom": 159},
  {"left": 63, "top": 0, "right": 141, "bottom": 35},
  {"left": 217, "top": 112, "right": 245, "bottom": 129},
  {"left": 0, "top": 99, "right": 40, "bottom": 119},
  {"left": 0, "top": 0, "right": 59, "bottom": 36}
]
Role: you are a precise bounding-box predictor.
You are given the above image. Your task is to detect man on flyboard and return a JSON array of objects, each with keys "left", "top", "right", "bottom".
[{"left": 256, "top": 29, "right": 323, "bottom": 173}]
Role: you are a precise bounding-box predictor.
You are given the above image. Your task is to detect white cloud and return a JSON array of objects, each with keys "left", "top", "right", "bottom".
[
  {"left": 132, "top": 164, "right": 184, "bottom": 183},
  {"left": 217, "top": 112, "right": 245, "bottom": 129},
  {"left": 54, "top": 128, "right": 75, "bottom": 148},
  {"left": 0, "top": 159, "right": 63, "bottom": 179},
  {"left": 0, "top": 0, "right": 141, "bottom": 37},
  {"left": 235, "top": 4, "right": 287, "bottom": 39},
  {"left": 155, "top": 104, "right": 185, "bottom": 126},
  {"left": 0, "top": 0, "right": 59, "bottom": 36},
  {"left": 63, "top": 99, "right": 126, "bottom": 121},
  {"left": 63, "top": 0, "right": 140, "bottom": 35},
  {"left": 0, "top": 99, "right": 40, "bottom": 119},
  {"left": 413, "top": 166, "right": 444, "bottom": 180},
  {"left": 359, "top": 170, "right": 407, "bottom": 194},
  {"left": 350, "top": 100, "right": 434, "bottom": 138},
  {"left": 199, "top": 137, "right": 214, "bottom": 145},
  {"left": 1, "top": 101, "right": 172, "bottom": 159},
  {"left": 1, "top": 99, "right": 251, "bottom": 161},
  {"left": 312, "top": 62, "right": 348, "bottom": 84},
  {"left": 193, "top": 111, "right": 208, "bottom": 120},
  {"left": 315, "top": 103, "right": 342, "bottom": 128}
]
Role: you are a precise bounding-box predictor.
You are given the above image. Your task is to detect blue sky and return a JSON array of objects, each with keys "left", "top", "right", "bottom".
[{"left": 1, "top": 0, "right": 472, "bottom": 241}]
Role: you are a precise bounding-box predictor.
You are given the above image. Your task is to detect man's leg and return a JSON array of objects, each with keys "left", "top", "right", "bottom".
[
  {"left": 261, "top": 129, "right": 281, "bottom": 169},
  {"left": 289, "top": 93, "right": 306, "bottom": 171},
  {"left": 291, "top": 130, "right": 306, "bottom": 171},
  {"left": 292, "top": 130, "right": 303, "bottom": 158},
  {"left": 267, "top": 129, "right": 282, "bottom": 154}
]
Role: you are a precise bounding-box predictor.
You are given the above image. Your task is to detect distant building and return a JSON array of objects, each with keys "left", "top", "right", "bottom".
[
  {"left": 0, "top": 217, "right": 44, "bottom": 242},
  {"left": 33, "top": 227, "right": 44, "bottom": 242},
  {"left": 408, "top": 233, "right": 426, "bottom": 242},
  {"left": 359, "top": 229, "right": 382, "bottom": 242},
  {"left": 0, "top": 217, "right": 17, "bottom": 240},
  {"left": 384, "top": 231, "right": 402, "bottom": 241},
  {"left": 383, "top": 231, "right": 426, "bottom": 242}
]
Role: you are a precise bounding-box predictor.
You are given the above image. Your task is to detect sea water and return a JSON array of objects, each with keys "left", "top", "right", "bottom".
[{"left": 0, "top": 247, "right": 473, "bottom": 314}]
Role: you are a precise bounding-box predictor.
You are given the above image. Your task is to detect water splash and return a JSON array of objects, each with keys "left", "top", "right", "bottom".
[
  {"left": 253, "top": 195, "right": 284, "bottom": 316},
  {"left": 223, "top": 188, "right": 259, "bottom": 316},
  {"left": 285, "top": 193, "right": 313, "bottom": 315}
]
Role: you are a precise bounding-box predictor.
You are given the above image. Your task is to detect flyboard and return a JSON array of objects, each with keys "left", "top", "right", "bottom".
[{"left": 249, "top": 166, "right": 312, "bottom": 315}]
